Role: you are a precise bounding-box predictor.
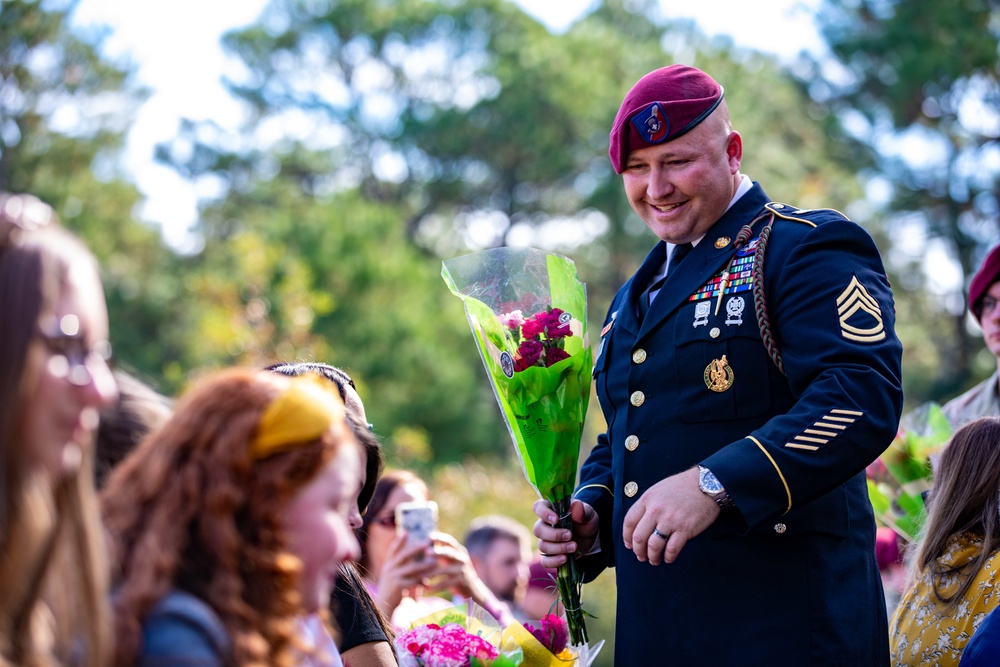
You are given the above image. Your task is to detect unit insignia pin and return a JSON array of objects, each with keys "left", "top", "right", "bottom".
[
  {"left": 704, "top": 355, "right": 734, "bottom": 392},
  {"left": 714, "top": 236, "right": 730, "bottom": 249}
]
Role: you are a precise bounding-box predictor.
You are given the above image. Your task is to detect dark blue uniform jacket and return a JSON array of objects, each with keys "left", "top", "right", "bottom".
[{"left": 576, "top": 183, "right": 903, "bottom": 666}]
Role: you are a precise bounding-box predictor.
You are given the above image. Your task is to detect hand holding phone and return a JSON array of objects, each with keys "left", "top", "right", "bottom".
[{"left": 395, "top": 500, "right": 439, "bottom": 552}]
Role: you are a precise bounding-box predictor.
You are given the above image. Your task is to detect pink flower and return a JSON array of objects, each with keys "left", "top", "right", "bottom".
[
  {"left": 499, "top": 310, "right": 526, "bottom": 330},
  {"left": 542, "top": 308, "right": 572, "bottom": 339},
  {"left": 524, "top": 614, "right": 569, "bottom": 655},
  {"left": 520, "top": 313, "right": 547, "bottom": 339},
  {"left": 515, "top": 339, "right": 543, "bottom": 371},
  {"left": 397, "top": 622, "right": 498, "bottom": 666}
]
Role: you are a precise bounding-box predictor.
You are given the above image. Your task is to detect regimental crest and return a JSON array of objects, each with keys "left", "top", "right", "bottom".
[
  {"left": 631, "top": 103, "right": 670, "bottom": 144},
  {"left": 836, "top": 276, "right": 885, "bottom": 343},
  {"left": 704, "top": 355, "right": 734, "bottom": 392}
]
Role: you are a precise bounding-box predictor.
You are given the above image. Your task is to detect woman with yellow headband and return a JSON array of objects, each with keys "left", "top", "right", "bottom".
[{"left": 101, "top": 368, "right": 363, "bottom": 667}]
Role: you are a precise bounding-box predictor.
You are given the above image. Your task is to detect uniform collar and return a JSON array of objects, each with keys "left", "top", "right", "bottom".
[{"left": 617, "top": 182, "right": 770, "bottom": 338}]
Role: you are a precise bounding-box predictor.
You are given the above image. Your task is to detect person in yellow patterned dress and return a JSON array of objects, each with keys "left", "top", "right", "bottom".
[{"left": 890, "top": 416, "right": 1000, "bottom": 666}]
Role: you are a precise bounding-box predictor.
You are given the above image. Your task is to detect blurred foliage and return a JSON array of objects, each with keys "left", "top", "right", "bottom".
[{"left": 793, "top": 0, "right": 1000, "bottom": 402}]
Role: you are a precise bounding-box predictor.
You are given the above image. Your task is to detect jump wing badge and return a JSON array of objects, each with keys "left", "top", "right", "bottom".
[{"left": 836, "top": 276, "right": 885, "bottom": 343}]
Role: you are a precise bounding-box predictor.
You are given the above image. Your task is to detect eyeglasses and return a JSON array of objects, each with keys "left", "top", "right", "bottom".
[
  {"left": 37, "top": 314, "right": 112, "bottom": 387},
  {"left": 370, "top": 514, "right": 397, "bottom": 529},
  {"left": 0, "top": 193, "right": 55, "bottom": 246}
]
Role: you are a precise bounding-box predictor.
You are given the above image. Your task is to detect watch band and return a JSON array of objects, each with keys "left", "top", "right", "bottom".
[{"left": 698, "top": 465, "right": 735, "bottom": 511}]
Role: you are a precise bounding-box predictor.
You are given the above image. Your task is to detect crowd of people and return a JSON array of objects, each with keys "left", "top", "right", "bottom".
[{"left": 2, "top": 60, "right": 1000, "bottom": 667}]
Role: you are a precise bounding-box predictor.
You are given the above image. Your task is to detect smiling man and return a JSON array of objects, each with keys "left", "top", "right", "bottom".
[
  {"left": 533, "top": 64, "right": 904, "bottom": 665},
  {"left": 943, "top": 245, "right": 1000, "bottom": 428}
]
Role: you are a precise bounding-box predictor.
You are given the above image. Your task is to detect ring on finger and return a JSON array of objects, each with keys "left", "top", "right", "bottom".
[{"left": 652, "top": 528, "right": 669, "bottom": 541}]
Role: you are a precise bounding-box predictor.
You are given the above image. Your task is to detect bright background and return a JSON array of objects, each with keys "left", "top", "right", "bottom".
[{"left": 71, "top": 0, "right": 822, "bottom": 249}]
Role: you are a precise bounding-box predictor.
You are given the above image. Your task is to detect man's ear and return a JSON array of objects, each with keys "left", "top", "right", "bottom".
[{"left": 726, "top": 131, "right": 743, "bottom": 173}]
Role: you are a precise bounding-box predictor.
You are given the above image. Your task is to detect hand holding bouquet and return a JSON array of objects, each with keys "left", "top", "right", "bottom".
[{"left": 442, "top": 248, "right": 599, "bottom": 662}]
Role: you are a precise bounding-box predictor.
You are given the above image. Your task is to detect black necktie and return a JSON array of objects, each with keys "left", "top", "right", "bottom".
[{"left": 638, "top": 243, "right": 692, "bottom": 321}]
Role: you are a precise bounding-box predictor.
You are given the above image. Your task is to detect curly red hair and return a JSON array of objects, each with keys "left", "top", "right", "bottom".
[{"left": 101, "top": 367, "right": 354, "bottom": 667}]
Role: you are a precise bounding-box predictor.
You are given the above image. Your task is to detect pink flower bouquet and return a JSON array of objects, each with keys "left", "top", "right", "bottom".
[{"left": 395, "top": 603, "right": 522, "bottom": 667}]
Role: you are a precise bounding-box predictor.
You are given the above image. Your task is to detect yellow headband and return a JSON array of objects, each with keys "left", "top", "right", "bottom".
[{"left": 249, "top": 373, "right": 347, "bottom": 460}]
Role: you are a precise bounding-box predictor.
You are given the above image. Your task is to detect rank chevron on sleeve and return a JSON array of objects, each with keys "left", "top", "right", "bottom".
[{"left": 836, "top": 275, "right": 885, "bottom": 343}]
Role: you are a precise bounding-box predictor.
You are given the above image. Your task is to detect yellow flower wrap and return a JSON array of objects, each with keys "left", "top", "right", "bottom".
[
  {"left": 249, "top": 373, "right": 346, "bottom": 459},
  {"left": 502, "top": 621, "right": 576, "bottom": 667}
]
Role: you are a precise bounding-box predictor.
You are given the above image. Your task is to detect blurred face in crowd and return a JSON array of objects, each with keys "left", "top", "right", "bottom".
[
  {"left": 281, "top": 439, "right": 363, "bottom": 613},
  {"left": 622, "top": 107, "right": 742, "bottom": 245},
  {"left": 475, "top": 536, "right": 528, "bottom": 603},
  {"left": 20, "top": 260, "right": 117, "bottom": 480},
  {"left": 979, "top": 281, "right": 1000, "bottom": 361},
  {"left": 366, "top": 479, "right": 429, "bottom": 575}
]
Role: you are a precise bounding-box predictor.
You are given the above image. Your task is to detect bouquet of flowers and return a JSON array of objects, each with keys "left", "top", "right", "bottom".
[
  {"left": 395, "top": 603, "right": 522, "bottom": 667},
  {"left": 442, "top": 247, "right": 600, "bottom": 664},
  {"left": 867, "top": 402, "right": 952, "bottom": 543},
  {"left": 399, "top": 603, "right": 594, "bottom": 667}
]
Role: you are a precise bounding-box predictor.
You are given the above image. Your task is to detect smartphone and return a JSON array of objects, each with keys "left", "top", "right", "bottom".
[{"left": 395, "top": 500, "right": 439, "bottom": 550}]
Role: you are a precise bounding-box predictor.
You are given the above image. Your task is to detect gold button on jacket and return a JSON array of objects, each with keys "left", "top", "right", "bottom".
[
  {"left": 774, "top": 523, "right": 787, "bottom": 534},
  {"left": 630, "top": 391, "right": 645, "bottom": 407},
  {"left": 624, "top": 481, "right": 638, "bottom": 497},
  {"left": 632, "top": 348, "right": 647, "bottom": 364},
  {"left": 625, "top": 435, "right": 639, "bottom": 451}
]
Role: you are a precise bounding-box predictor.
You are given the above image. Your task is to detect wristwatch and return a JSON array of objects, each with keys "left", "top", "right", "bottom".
[{"left": 698, "top": 465, "right": 735, "bottom": 511}]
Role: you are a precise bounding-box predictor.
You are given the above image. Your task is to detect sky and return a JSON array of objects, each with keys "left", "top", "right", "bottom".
[{"left": 71, "top": 0, "right": 823, "bottom": 251}]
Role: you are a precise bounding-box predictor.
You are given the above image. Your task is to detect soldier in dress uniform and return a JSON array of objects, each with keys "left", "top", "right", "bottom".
[{"left": 533, "top": 64, "right": 903, "bottom": 665}]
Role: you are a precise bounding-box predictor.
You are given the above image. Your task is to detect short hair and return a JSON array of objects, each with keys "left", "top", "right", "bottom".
[{"left": 464, "top": 515, "right": 532, "bottom": 562}]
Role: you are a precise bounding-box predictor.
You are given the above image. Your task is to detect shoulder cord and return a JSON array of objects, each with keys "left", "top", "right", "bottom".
[{"left": 721, "top": 211, "right": 785, "bottom": 376}]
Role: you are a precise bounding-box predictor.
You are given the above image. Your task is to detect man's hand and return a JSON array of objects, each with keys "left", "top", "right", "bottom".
[
  {"left": 622, "top": 467, "right": 720, "bottom": 565},
  {"left": 532, "top": 498, "right": 599, "bottom": 569}
]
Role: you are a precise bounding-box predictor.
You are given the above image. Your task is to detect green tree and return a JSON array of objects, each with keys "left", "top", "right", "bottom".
[
  {"left": 0, "top": 0, "right": 188, "bottom": 393},
  {"left": 796, "top": 0, "right": 1000, "bottom": 402}
]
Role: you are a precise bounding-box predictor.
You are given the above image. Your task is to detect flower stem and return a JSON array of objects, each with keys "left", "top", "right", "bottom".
[{"left": 553, "top": 496, "right": 588, "bottom": 646}]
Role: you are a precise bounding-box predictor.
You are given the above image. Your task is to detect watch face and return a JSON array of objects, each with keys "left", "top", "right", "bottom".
[{"left": 699, "top": 466, "right": 725, "bottom": 494}]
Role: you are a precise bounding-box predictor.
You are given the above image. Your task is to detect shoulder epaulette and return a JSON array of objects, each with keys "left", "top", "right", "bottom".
[{"left": 764, "top": 202, "right": 849, "bottom": 228}]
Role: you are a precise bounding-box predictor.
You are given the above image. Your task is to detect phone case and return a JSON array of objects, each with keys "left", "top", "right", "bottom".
[{"left": 395, "top": 500, "right": 439, "bottom": 547}]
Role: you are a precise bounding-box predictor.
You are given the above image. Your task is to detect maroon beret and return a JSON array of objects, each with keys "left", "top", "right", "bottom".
[
  {"left": 969, "top": 243, "right": 1000, "bottom": 321},
  {"left": 608, "top": 64, "right": 724, "bottom": 174}
]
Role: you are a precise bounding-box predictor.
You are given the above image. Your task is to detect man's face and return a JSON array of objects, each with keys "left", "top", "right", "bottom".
[
  {"left": 979, "top": 281, "right": 1000, "bottom": 360},
  {"left": 621, "top": 111, "right": 743, "bottom": 244},
  {"left": 475, "top": 537, "right": 528, "bottom": 603}
]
